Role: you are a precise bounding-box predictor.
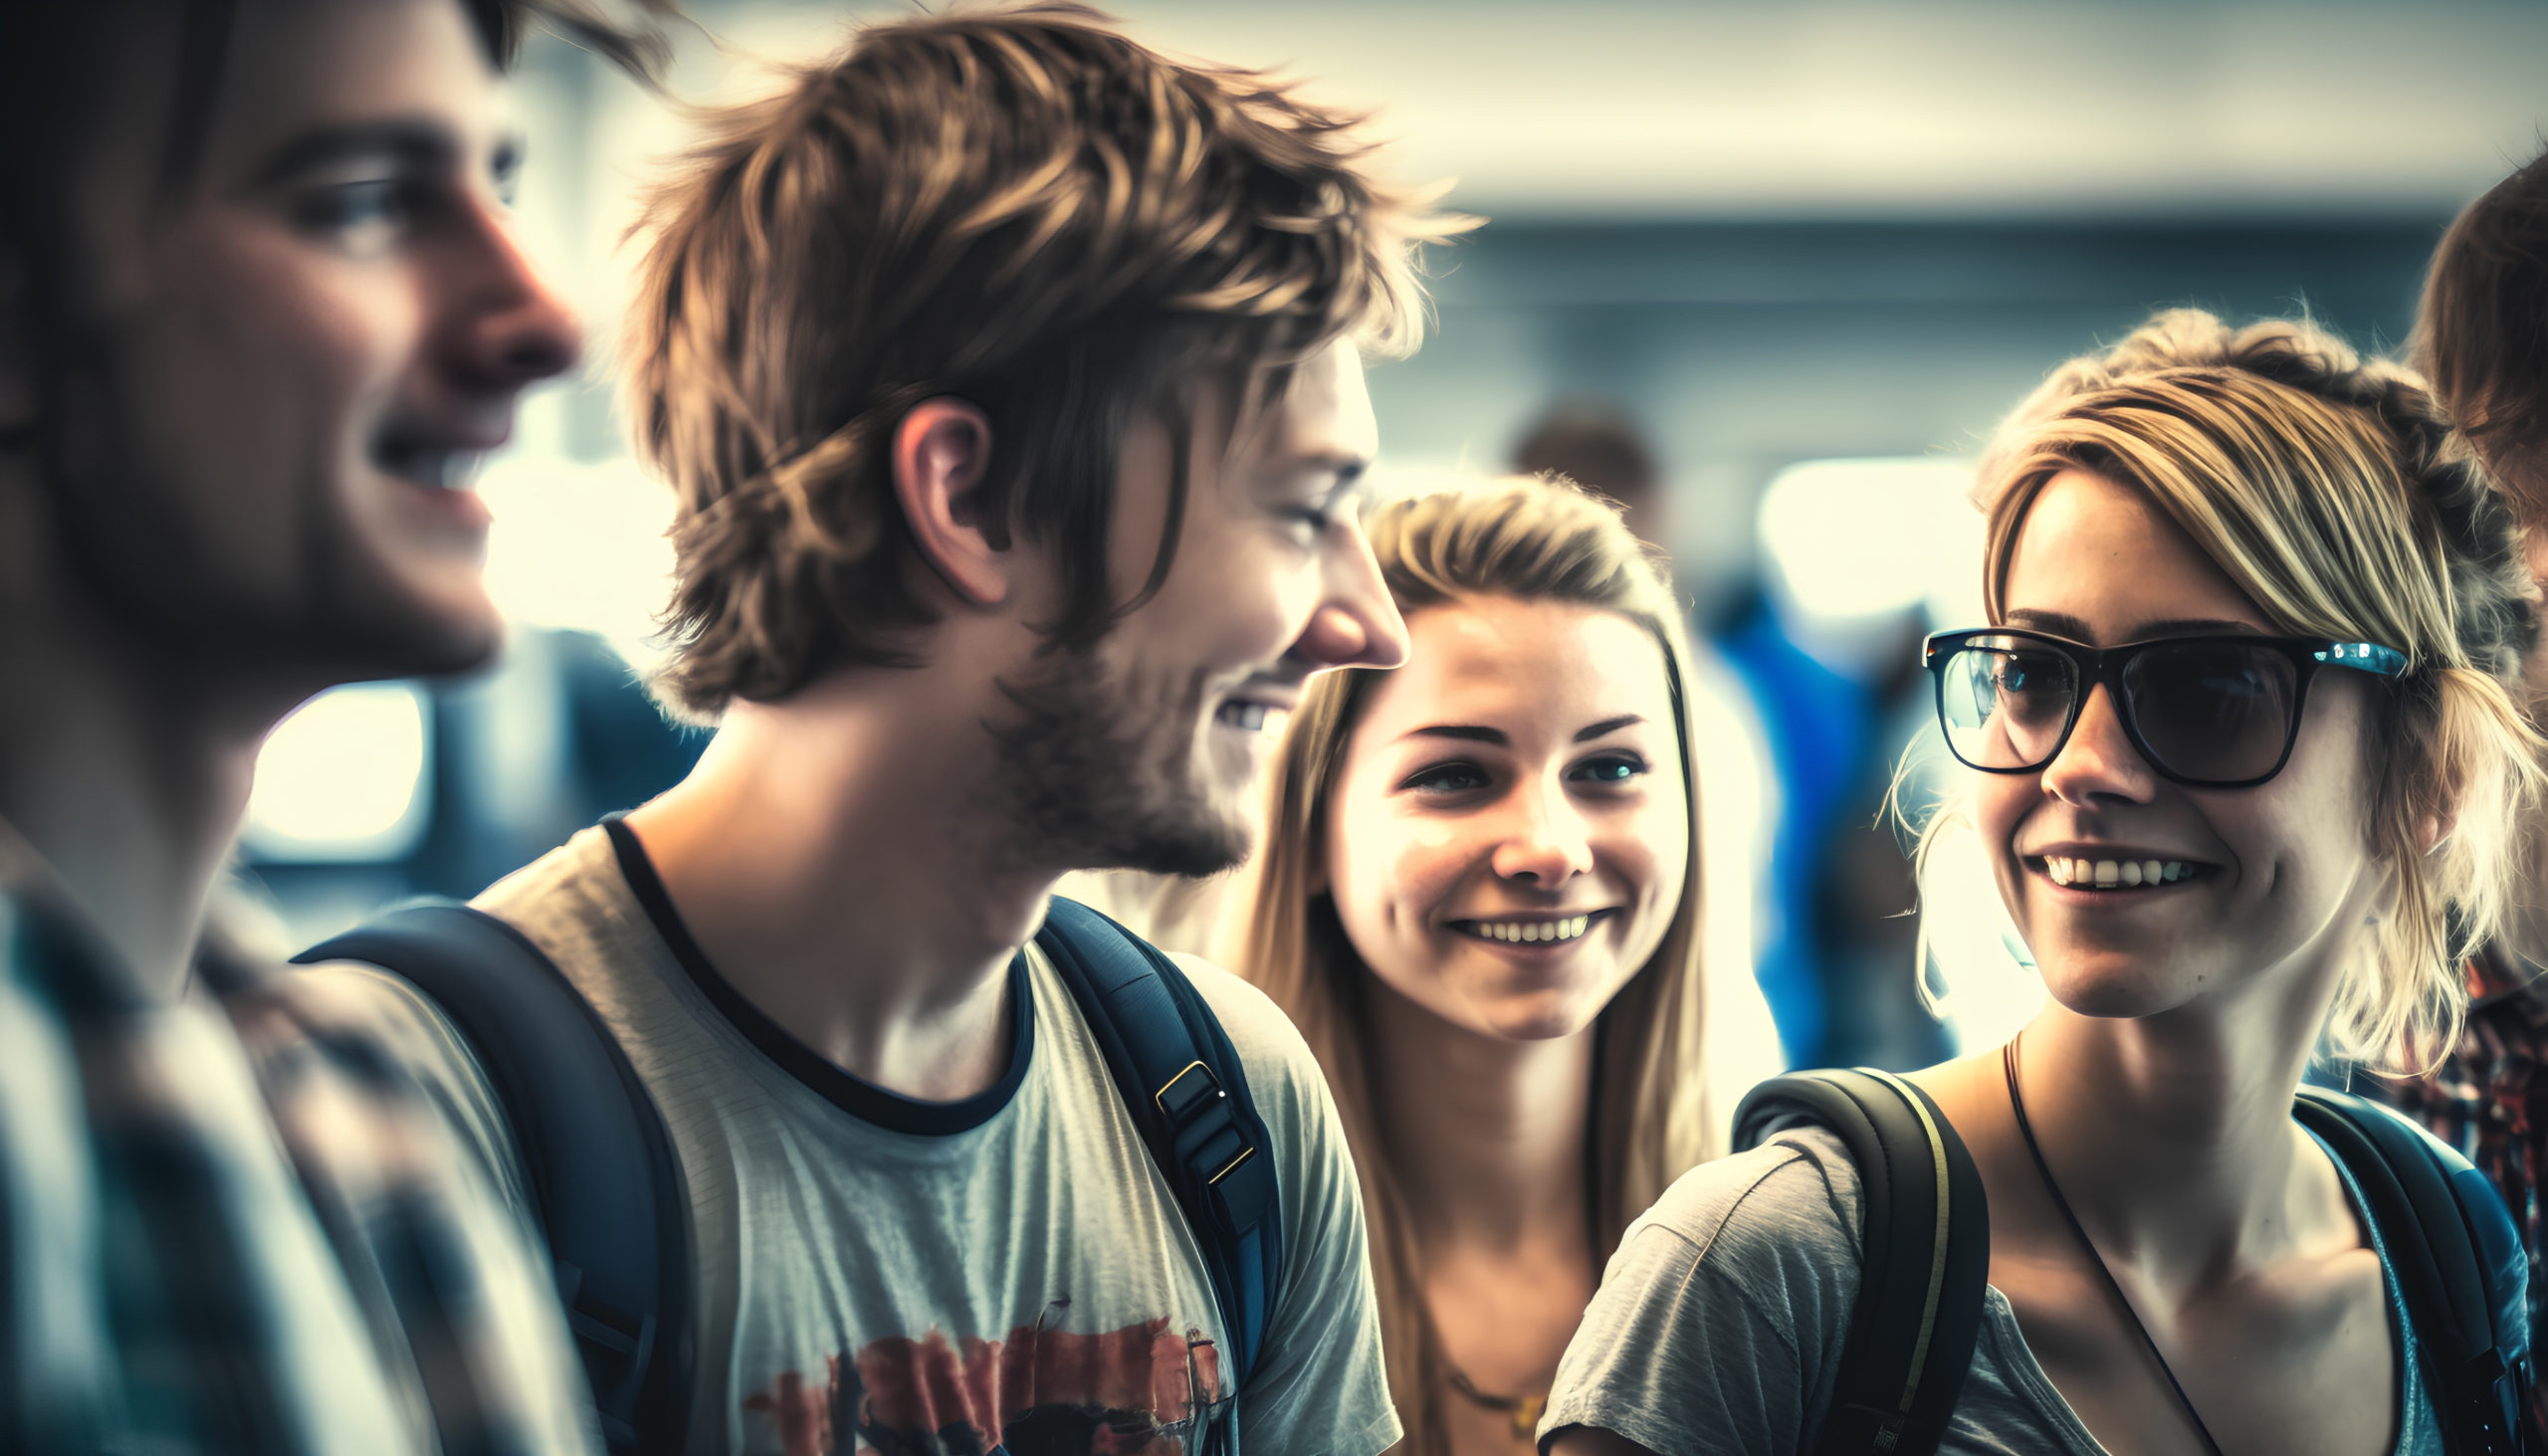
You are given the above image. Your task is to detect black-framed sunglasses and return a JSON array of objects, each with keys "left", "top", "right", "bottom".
[{"left": 1923, "top": 627, "right": 2410, "bottom": 788}]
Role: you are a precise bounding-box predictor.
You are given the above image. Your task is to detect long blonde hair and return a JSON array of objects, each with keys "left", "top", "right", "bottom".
[
  {"left": 1919, "top": 309, "right": 2545, "bottom": 1070},
  {"left": 1237, "top": 476, "right": 1712, "bottom": 1455}
]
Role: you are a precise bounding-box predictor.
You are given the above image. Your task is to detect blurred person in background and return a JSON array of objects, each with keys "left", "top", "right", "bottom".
[
  {"left": 0, "top": 0, "right": 663, "bottom": 1449},
  {"left": 1237, "top": 477, "right": 1721, "bottom": 1456},
  {"left": 1547, "top": 312, "right": 2539, "bottom": 1456},
  {"left": 2380, "top": 142, "right": 2548, "bottom": 1440},
  {"left": 1512, "top": 403, "right": 1663, "bottom": 547},
  {"left": 299, "top": 7, "right": 1461, "bottom": 1453}
]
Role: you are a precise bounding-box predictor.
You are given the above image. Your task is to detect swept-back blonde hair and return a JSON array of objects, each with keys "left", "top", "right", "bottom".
[
  {"left": 1237, "top": 477, "right": 1711, "bottom": 1455},
  {"left": 626, "top": 3, "right": 1470, "bottom": 719},
  {"left": 1932, "top": 309, "right": 2544, "bottom": 1069}
]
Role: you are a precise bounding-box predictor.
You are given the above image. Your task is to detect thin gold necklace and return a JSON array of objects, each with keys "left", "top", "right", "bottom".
[{"left": 1443, "top": 1363, "right": 1548, "bottom": 1442}]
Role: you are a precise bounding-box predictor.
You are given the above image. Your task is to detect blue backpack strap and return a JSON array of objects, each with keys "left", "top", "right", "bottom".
[
  {"left": 295, "top": 904, "right": 694, "bottom": 1456},
  {"left": 2294, "top": 1087, "right": 2532, "bottom": 1456},
  {"left": 1035, "top": 896, "right": 1284, "bottom": 1389},
  {"left": 1732, "top": 1069, "right": 1990, "bottom": 1456}
]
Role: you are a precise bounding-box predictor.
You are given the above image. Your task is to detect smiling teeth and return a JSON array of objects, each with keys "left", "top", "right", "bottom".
[
  {"left": 2043, "top": 856, "right": 2186, "bottom": 888},
  {"left": 1219, "top": 701, "right": 1295, "bottom": 734},
  {"left": 1472, "top": 915, "right": 1592, "bottom": 943}
]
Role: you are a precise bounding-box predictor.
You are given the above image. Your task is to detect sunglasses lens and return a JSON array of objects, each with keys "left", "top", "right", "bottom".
[
  {"left": 1939, "top": 639, "right": 2077, "bottom": 770},
  {"left": 2121, "top": 643, "right": 2298, "bottom": 784}
]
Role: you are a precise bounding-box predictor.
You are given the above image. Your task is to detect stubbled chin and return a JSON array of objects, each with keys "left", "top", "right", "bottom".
[{"left": 336, "top": 563, "right": 505, "bottom": 679}]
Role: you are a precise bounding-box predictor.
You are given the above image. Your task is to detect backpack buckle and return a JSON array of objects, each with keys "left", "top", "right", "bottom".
[
  {"left": 1157, "top": 1060, "right": 1224, "bottom": 1120},
  {"left": 1156, "top": 1060, "right": 1260, "bottom": 1189}
]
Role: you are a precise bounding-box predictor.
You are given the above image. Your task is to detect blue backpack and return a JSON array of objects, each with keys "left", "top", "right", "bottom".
[
  {"left": 297, "top": 895, "right": 1281, "bottom": 1455},
  {"left": 1732, "top": 1069, "right": 2533, "bottom": 1456}
]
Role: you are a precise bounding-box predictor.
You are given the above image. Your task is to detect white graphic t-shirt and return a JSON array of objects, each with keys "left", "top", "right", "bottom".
[{"left": 324, "top": 821, "right": 1398, "bottom": 1456}]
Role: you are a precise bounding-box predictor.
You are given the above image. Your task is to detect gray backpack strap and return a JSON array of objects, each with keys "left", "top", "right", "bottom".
[{"left": 1732, "top": 1069, "right": 1990, "bottom": 1456}]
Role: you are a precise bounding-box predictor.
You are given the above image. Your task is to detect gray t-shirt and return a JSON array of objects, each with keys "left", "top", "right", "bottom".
[
  {"left": 314, "top": 823, "right": 1398, "bottom": 1456},
  {"left": 1542, "top": 1125, "right": 2441, "bottom": 1456}
]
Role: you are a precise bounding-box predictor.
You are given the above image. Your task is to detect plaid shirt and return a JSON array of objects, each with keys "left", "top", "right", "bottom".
[
  {"left": 2374, "top": 950, "right": 2548, "bottom": 1439},
  {"left": 0, "top": 822, "right": 600, "bottom": 1455}
]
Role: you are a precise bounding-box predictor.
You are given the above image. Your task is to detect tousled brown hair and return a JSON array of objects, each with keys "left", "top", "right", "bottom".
[
  {"left": 628, "top": 4, "right": 1468, "bottom": 719},
  {"left": 2413, "top": 147, "right": 2548, "bottom": 528},
  {"left": 1237, "top": 477, "right": 1711, "bottom": 1455}
]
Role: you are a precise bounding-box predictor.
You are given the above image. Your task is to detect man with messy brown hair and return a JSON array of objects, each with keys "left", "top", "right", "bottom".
[
  {"left": 2380, "top": 145, "right": 2548, "bottom": 1444},
  {"left": 309, "top": 6, "right": 1464, "bottom": 1452},
  {"left": 0, "top": 0, "right": 666, "bottom": 1450}
]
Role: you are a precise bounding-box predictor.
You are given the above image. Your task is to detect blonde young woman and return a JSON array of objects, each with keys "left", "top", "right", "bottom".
[
  {"left": 1544, "top": 311, "right": 2543, "bottom": 1456},
  {"left": 1236, "top": 477, "right": 1721, "bottom": 1456}
]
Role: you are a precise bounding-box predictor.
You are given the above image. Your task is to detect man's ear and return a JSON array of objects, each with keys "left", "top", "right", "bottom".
[{"left": 893, "top": 398, "right": 1006, "bottom": 607}]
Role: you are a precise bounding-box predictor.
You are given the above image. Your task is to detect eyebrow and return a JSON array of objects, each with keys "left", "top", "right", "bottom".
[
  {"left": 2002, "top": 608, "right": 2261, "bottom": 642},
  {"left": 247, "top": 118, "right": 470, "bottom": 188},
  {"left": 2130, "top": 617, "right": 2263, "bottom": 638},
  {"left": 1575, "top": 715, "right": 1644, "bottom": 741},
  {"left": 1398, "top": 715, "right": 1646, "bottom": 748},
  {"left": 1402, "top": 724, "right": 1505, "bottom": 746}
]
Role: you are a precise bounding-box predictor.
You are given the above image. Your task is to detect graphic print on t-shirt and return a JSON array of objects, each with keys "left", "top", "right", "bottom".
[{"left": 743, "top": 1309, "right": 1228, "bottom": 1456}]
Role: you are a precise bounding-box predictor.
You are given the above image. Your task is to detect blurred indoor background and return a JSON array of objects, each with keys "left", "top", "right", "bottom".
[{"left": 237, "top": 0, "right": 2548, "bottom": 1070}]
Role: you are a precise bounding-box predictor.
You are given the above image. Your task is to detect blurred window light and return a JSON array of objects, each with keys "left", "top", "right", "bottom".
[
  {"left": 478, "top": 457, "right": 678, "bottom": 670},
  {"left": 243, "top": 684, "right": 433, "bottom": 863},
  {"left": 1916, "top": 814, "right": 2047, "bottom": 1053},
  {"left": 1759, "top": 457, "right": 1985, "bottom": 645}
]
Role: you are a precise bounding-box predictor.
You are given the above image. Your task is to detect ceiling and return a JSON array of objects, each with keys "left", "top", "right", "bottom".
[{"left": 658, "top": 0, "right": 2548, "bottom": 218}]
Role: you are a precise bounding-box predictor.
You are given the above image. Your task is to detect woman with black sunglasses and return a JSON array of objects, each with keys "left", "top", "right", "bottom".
[{"left": 1540, "top": 310, "right": 2544, "bottom": 1456}]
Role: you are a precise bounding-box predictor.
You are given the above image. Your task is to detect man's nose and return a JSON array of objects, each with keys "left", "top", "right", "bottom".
[
  {"left": 1293, "top": 514, "right": 1409, "bottom": 670},
  {"left": 442, "top": 199, "right": 581, "bottom": 391}
]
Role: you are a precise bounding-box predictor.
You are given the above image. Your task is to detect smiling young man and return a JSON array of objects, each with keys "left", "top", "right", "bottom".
[
  {"left": 297, "top": 7, "right": 1461, "bottom": 1453},
  {"left": 0, "top": 0, "right": 662, "bottom": 1449}
]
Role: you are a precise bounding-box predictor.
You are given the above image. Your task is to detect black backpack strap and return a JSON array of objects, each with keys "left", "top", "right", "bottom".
[
  {"left": 1035, "top": 896, "right": 1285, "bottom": 1389},
  {"left": 1732, "top": 1069, "right": 1990, "bottom": 1456},
  {"left": 295, "top": 904, "right": 693, "bottom": 1456},
  {"left": 2295, "top": 1087, "right": 2532, "bottom": 1456}
]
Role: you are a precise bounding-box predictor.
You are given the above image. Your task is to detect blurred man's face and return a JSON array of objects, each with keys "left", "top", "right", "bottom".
[{"left": 48, "top": 0, "right": 577, "bottom": 682}]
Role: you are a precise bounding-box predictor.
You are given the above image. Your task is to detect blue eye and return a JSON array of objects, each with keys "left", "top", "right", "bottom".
[
  {"left": 1570, "top": 753, "right": 1646, "bottom": 785},
  {"left": 297, "top": 178, "right": 412, "bottom": 241}
]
